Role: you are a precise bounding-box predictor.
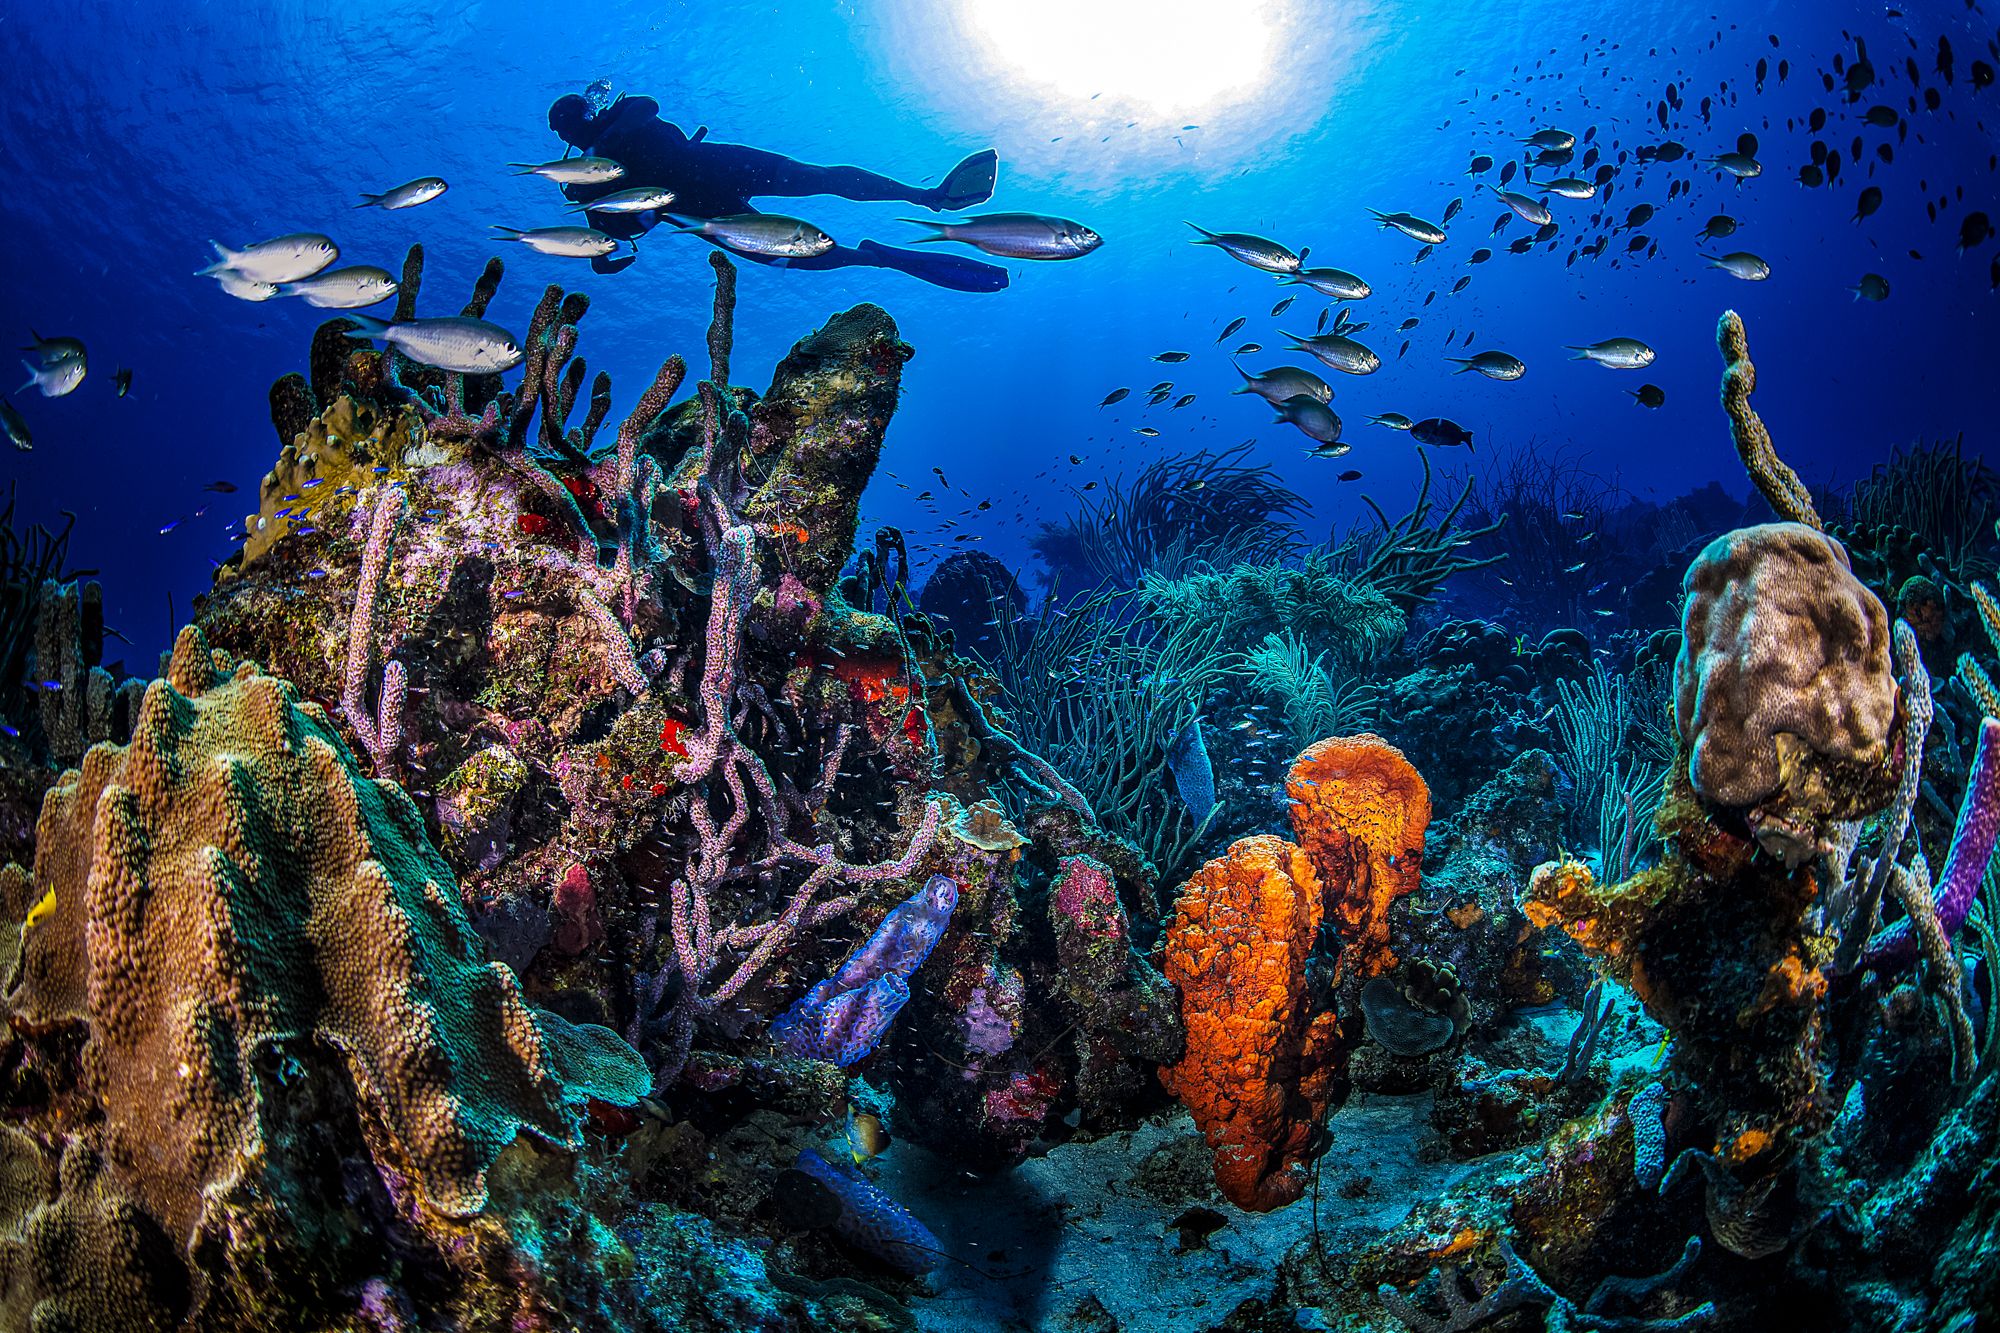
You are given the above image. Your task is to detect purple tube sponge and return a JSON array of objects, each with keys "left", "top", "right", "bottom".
[
  {"left": 794, "top": 1148, "right": 942, "bottom": 1274},
  {"left": 771, "top": 873, "right": 958, "bottom": 1064},
  {"left": 1864, "top": 716, "right": 2000, "bottom": 969}
]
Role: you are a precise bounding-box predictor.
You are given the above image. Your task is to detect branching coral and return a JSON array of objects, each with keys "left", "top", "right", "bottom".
[{"left": 341, "top": 483, "right": 407, "bottom": 774}]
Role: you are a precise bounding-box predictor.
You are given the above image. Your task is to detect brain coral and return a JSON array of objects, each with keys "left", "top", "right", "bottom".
[
  {"left": 8, "top": 625, "right": 647, "bottom": 1261},
  {"left": 1674, "top": 523, "right": 1896, "bottom": 819}
]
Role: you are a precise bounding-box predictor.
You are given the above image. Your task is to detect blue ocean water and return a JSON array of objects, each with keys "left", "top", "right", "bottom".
[{"left": 1, "top": 0, "right": 1993, "bottom": 655}]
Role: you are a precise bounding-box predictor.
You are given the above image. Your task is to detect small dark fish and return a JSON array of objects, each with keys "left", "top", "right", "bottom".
[
  {"left": 1234, "top": 342, "right": 1263, "bottom": 355},
  {"left": 1134, "top": 427, "right": 1161, "bottom": 437},
  {"left": 1736, "top": 132, "right": 1759, "bottom": 156},
  {"left": 1863, "top": 105, "right": 1899, "bottom": 128},
  {"left": 1172, "top": 393, "right": 1196, "bottom": 410},
  {"left": 1499, "top": 160, "right": 1518, "bottom": 186},
  {"left": 1442, "top": 196, "right": 1464, "bottom": 225},
  {"left": 1469, "top": 248, "right": 1491, "bottom": 265},
  {"left": 1450, "top": 276, "right": 1470, "bottom": 293},
  {"left": 202, "top": 480, "right": 239, "bottom": 494},
  {"left": 1854, "top": 186, "right": 1882, "bottom": 222},
  {"left": 1960, "top": 212, "right": 1994, "bottom": 254},
  {"left": 113, "top": 368, "right": 132, "bottom": 397},
  {"left": 1216, "top": 317, "right": 1246, "bottom": 344},
  {"left": 1336, "top": 469, "right": 1362, "bottom": 482},
  {"left": 1271, "top": 296, "right": 1296, "bottom": 316},
  {"left": 1467, "top": 155, "right": 1494, "bottom": 176},
  {"left": 1624, "top": 204, "right": 1654, "bottom": 229},
  {"left": 1697, "top": 214, "right": 1737, "bottom": 240},
  {"left": 1153, "top": 351, "right": 1190, "bottom": 363},
  {"left": 1099, "top": 387, "right": 1129, "bottom": 407},
  {"left": 1796, "top": 164, "right": 1824, "bottom": 188},
  {"left": 1629, "top": 383, "right": 1666, "bottom": 408},
  {"left": 1850, "top": 273, "right": 1890, "bottom": 302}
]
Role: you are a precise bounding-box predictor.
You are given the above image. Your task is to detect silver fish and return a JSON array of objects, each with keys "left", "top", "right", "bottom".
[
  {"left": 1450, "top": 349, "right": 1526, "bottom": 380},
  {"left": 1487, "top": 188, "right": 1552, "bottom": 227},
  {"left": 1282, "top": 330, "right": 1381, "bottom": 376},
  {"left": 668, "top": 213, "right": 835, "bottom": 258},
  {"left": 197, "top": 233, "right": 338, "bottom": 284},
  {"left": 1367, "top": 412, "right": 1414, "bottom": 430},
  {"left": 1184, "top": 222, "right": 1301, "bottom": 273},
  {"left": 342, "top": 314, "right": 524, "bottom": 374},
  {"left": 17, "top": 333, "right": 84, "bottom": 397},
  {"left": 211, "top": 270, "right": 279, "bottom": 301},
  {"left": 567, "top": 185, "right": 678, "bottom": 215},
  {"left": 0, "top": 397, "right": 30, "bottom": 450},
  {"left": 1566, "top": 337, "right": 1655, "bottom": 369},
  {"left": 1231, "top": 363, "right": 1334, "bottom": 405},
  {"left": 1281, "top": 266, "right": 1371, "bottom": 300},
  {"left": 1521, "top": 128, "right": 1576, "bottom": 150},
  {"left": 356, "top": 176, "right": 447, "bottom": 210},
  {"left": 510, "top": 156, "right": 626, "bottom": 185},
  {"left": 1369, "top": 210, "right": 1447, "bottom": 244},
  {"left": 1706, "top": 251, "right": 1771, "bottom": 280},
  {"left": 1274, "top": 394, "right": 1344, "bottom": 445},
  {"left": 277, "top": 265, "right": 399, "bottom": 309},
  {"left": 1535, "top": 175, "right": 1597, "bottom": 200},
  {"left": 492, "top": 225, "right": 622, "bottom": 258},
  {"left": 1707, "top": 152, "right": 1762, "bottom": 179},
  {"left": 902, "top": 212, "right": 1100, "bottom": 260}
]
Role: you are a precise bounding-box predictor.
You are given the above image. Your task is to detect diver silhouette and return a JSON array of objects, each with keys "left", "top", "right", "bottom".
[{"left": 547, "top": 93, "right": 1007, "bottom": 292}]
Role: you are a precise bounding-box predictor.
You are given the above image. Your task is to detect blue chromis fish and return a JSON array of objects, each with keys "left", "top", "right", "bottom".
[
  {"left": 901, "top": 212, "right": 1101, "bottom": 260},
  {"left": 355, "top": 176, "right": 448, "bottom": 209}
]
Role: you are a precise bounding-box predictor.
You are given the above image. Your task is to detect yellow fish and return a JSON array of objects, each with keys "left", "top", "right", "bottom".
[
  {"left": 846, "top": 1106, "right": 890, "bottom": 1165},
  {"left": 23, "top": 887, "right": 55, "bottom": 929}
]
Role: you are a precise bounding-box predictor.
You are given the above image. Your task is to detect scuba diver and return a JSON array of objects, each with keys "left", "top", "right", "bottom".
[{"left": 546, "top": 92, "right": 1008, "bottom": 292}]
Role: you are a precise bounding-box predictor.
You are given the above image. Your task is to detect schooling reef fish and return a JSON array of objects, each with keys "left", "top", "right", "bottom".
[
  {"left": 1368, "top": 210, "right": 1447, "bottom": 244},
  {"left": 0, "top": 398, "right": 30, "bottom": 450},
  {"left": 492, "top": 225, "right": 623, "bottom": 258},
  {"left": 1184, "top": 222, "right": 1302, "bottom": 273},
  {"left": 1566, "top": 338, "right": 1655, "bottom": 369},
  {"left": 510, "top": 156, "right": 626, "bottom": 184},
  {"left": 1281, "top": 331, "right": 1380, "bottom": 376},
  {"left": 1232, "top": 364, "right": 1333, "bottom": 405},
  {"left": 342, "top": 314, "right": 524, "bottom": 374},
  {"left": 277, "top": 266, "right": 399, "bottom": 309},
  {"left": 197, "top": 233, "right": 338, "bottom": 285},
  {"left": 1705, "top": 251, "right": 1771, "bottom": 281},
  {"left": 1409, "top": 417, "right": 1474, "bottom": 450},
  {"left": 566, "top": 185, "right": 679, "bottom": 215},
  {"left": 667, "top": 213, "right": 835, "bottom": 258},
  {"left": 1449, "top": 350, "right": 1526, "bottom": 380},
  {"left": 356, "top": 176, "right": 447, "bottom": 209},
  {"left": 902, "top": 213, "right": 1102, "bottom": 260}
]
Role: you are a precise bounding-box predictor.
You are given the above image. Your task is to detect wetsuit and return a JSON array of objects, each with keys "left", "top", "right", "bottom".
[{"left": 548, "top": 94, "right": 1006, "bottom": 292}]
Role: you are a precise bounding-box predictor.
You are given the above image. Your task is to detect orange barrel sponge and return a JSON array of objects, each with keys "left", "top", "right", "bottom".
[
  {"left": 1158, "top": 835, "right": 1341, "bottom": 1211},
  {"left": 1287, "top": 733, "right": 1432, "bottom": 982}
]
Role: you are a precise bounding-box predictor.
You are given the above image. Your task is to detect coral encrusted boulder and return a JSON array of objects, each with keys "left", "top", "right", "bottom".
[{"left": 7, "top": 626, "right": 647, "bottom": 1267}]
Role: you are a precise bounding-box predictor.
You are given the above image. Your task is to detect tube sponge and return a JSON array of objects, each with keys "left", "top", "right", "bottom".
[{"left": 1674, "top": 522, "right": 1895, "bottom": 827}]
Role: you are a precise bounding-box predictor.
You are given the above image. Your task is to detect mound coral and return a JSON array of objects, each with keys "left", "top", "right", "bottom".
[
  {"left": 1675, "top": 521, "right": 1897, "bottom": 862},
  {"left": 7, "top": 626, "right": 646, "bottom": 1305},
  {"left": 1160, "top": 734, "right": 1430, "bottom": 1210}
]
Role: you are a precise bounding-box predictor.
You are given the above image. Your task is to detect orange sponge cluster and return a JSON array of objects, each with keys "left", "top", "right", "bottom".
[{"left": 1160, "top": 734, "right": 1431, "bottom": 1211}]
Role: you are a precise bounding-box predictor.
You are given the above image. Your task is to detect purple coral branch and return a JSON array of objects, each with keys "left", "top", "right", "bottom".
[
  {"left": 342, "top": 486, "right": 405, "bottom": 773},
  {"left": 1863, "top": 716, "right": 2000, "bottom": 969}
]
